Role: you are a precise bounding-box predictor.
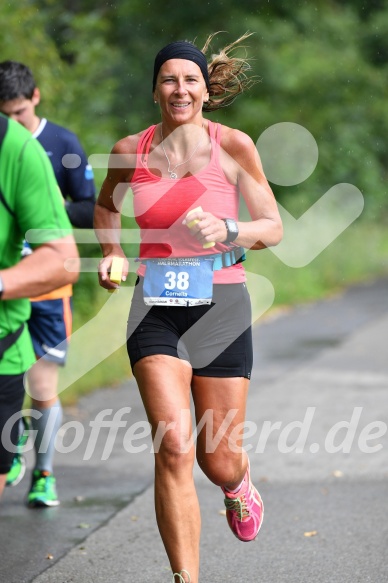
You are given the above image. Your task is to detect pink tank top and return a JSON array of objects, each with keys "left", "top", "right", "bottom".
[{"left": 131, "top": 120, "right": 245, "bottom": 284}]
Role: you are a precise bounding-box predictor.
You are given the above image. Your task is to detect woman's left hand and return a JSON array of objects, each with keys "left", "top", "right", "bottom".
[{"left": 183, "top": 209, "right": 228, "bottom": 246}]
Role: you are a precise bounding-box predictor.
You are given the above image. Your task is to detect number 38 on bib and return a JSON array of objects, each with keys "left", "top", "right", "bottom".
[{"left": 143, "top": 257, "right": 214, "bottom": 306}]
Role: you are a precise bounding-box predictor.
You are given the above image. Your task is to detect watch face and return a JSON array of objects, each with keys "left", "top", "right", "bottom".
[
  {"left": 226, "top": 219, "right": 238, "bottom": 233},
  {"left": 224, "top": 218, "right": 239, "bottom": 242}
]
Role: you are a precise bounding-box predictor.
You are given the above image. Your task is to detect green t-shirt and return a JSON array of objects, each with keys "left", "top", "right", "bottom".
[{"left": 0, "top": 115, "right": 72, "bottom": 374}]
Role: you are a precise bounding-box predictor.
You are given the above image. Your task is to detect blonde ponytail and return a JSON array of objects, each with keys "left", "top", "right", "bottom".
[{"left": 201, "top": 32, "right": 258, "bottom": 112}]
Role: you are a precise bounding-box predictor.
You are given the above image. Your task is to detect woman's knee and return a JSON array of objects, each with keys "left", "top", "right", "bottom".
[
  {"left": 154, "top": 428, "right": 195, "bottom": 472},
  {"left": 196, "top": 449, "right": 245, "bottom": 486}
]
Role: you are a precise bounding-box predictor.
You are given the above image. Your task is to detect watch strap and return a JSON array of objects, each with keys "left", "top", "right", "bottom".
[{"left": 223, "top": 218, "right": 239, "bottom": 243}]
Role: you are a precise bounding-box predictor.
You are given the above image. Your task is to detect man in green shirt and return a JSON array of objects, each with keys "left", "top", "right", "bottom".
[{"left": 0, "top": 114, "right": 79, "bottom": 499}]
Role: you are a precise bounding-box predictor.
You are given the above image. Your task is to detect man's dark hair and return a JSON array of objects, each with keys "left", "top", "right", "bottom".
[{"left": 0, "top": 61, "right": 36, "bottom": 102}]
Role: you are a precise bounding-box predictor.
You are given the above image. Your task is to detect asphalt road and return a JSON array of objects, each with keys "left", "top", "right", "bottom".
[{"left": 1, "top": 277, "right": 387, "bottom": 583}]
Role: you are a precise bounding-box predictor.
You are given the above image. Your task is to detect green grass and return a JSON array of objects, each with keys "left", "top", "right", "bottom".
[
  {"left": 246, "top": 219, "right": 388, "bottom": 308},
  {"left": 57, "top": 220, "right": 388, "bottom": 406}
]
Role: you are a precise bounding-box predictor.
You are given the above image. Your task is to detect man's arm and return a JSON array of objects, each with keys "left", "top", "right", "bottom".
[
  {"left": 63, "top": 132, "right": 96, "bottom": 228},
  {"left": 0, "top": 235, "right": 79, "bottom": 300},
  {"left": 0, "top": 120, "right": 80, "bottom": 299},
  {"left": 65, "top": 199, "right": 95, "bottom": 228}
]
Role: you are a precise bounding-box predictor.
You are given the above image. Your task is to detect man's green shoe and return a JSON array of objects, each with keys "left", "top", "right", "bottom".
[
  {"left": 6, "top": 417, "right": 30, "bottom": 487},
  {"left": 6, "top": 453, "right": 26, "bottom": 487},
  {"left": 27, "top": 470, "right": 60, "bottom": 507}
]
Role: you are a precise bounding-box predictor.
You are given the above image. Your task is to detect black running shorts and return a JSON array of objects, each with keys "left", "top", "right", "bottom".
[
  {"left": 126, "top": 277, "right": 253, "bottom": 378},
  {"left": 0, "top": 374, "right": 25, "bottom": 474}
]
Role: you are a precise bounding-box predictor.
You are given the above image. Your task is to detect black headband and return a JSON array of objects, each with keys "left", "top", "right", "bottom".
[{"left": 152, "top": 41, "right": 210, "bottom": 91}]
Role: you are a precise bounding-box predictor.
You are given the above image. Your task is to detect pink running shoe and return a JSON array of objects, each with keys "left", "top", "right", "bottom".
[{"left": 222, "top": 460, "right": 264, "bottom": 542}]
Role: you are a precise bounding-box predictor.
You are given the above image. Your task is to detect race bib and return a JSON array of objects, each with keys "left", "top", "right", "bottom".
[{"left": 143, "top": 257, "right": 214, "bottom": 306}]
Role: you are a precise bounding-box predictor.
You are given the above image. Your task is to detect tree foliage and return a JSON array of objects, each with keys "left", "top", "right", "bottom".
[{"left": 1, "top": 0, "right": 118, "bottom": 158}]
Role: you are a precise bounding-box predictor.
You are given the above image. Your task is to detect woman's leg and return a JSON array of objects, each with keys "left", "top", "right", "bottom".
[
  {"left": 191, "top": 375, "right": 249, "bottom": 488},
  {"left": 192, "top": 375, "right": 263, "bottom": 542},
  {"left": 134, "top": 354, "right": 199, "bottom": 583}
]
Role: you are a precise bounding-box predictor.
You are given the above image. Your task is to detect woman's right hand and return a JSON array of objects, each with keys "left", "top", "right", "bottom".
[{"left": 98, "top": 253, "right": 128, "bottom": 291}]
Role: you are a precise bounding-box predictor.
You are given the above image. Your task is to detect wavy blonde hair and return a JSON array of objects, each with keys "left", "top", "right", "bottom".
[{"left": 201, "top": 32, "right": 257, "bottom": 112}]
